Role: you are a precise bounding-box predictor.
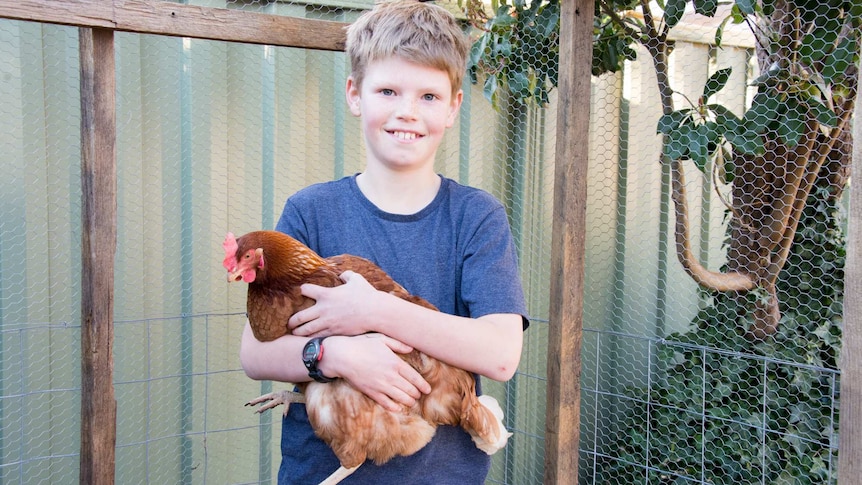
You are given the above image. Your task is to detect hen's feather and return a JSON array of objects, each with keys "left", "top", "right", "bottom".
[{"left": 224, "top": 230, "right": 509, "bottom": 480}]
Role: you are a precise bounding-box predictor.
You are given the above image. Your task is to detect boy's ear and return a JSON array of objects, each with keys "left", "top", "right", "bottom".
[
  {"left": 346, "top": 76, "right": 362, "bottom": 117},
  {"left": 446, "top": 90, "right": 464, "bottom": 128}
]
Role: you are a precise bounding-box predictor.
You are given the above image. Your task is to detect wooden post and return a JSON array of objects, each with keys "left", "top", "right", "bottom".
[
  {"left": 838, "top": 63, "right": 861, "bottom": 483},
  {"left": 79, "top": 27, "right": 117, "bottom": 485},
  {"left": 544, "top": 0, "right": 593, "bottom": 482}
]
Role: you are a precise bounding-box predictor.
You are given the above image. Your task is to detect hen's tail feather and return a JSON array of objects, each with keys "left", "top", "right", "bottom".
[
  {"left": 318, "top": 465, "right": 360, "bottom": 485},
  {"left": 462, "top": 395, "right": 512, "bottom": 455}
]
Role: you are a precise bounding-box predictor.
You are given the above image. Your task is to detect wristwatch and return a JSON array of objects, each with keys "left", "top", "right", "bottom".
[{"left": 302, "top": 337, "right": 336, "bottom": 383}]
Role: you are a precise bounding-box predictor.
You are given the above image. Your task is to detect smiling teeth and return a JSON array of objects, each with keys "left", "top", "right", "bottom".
[{"left": 393, "top": 131, "right": 417, "bottom": 140}]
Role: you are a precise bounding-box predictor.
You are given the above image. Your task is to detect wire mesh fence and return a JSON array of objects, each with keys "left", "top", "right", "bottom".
[{"left": 0, "top": 0, "right": 855, "bottom": 483}]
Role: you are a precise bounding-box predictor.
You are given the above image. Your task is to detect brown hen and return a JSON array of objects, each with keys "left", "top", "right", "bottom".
[{"left": 222, "top": 230, "right": 510, "bottom": 484}]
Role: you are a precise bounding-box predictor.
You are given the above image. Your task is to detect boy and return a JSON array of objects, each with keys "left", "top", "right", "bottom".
[{"left": 239, "top": 1, "right": 528, "bottom": 483}]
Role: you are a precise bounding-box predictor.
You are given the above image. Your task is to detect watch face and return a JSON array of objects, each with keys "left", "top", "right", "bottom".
[{"left": 303, "top": 340, "right": 319, "bottom": 362}]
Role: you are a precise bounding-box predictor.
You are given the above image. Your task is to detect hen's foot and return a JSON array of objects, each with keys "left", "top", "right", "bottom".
[{"left": 245, "top": 390, "right": 305, "bottom": 416}]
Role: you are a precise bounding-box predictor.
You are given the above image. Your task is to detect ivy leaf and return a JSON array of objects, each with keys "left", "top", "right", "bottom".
[{"left": 702, "top": 67, "right": 732, "bottom": 102}]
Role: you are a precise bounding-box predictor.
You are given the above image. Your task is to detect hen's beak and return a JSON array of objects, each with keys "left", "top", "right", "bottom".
[{"left": 227, "top": 269, "right": 243, "bottom": 282}]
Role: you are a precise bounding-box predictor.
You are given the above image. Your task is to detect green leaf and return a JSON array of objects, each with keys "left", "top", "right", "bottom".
[
  {"left": 489, "top": 6, "right": 517, "bottom": 31},
  {"left": 799, "top": 17, "right": 841, "bottom": 62},
  {"left": 743, "top": 92, "right": 780, "bottom": 133},
  {"left": 821, "top": 36, "right": 857, "bottom": 83},
  {"left": 507, "top": 67, "right": 531, "bottom": 99},
  {"left": 664, "top": 0, "right": 687, "bottom": 28},
  {"left": 714, "top": 15, "right": 733, "bottom": 46},
  {"left": 851, "top": 0, "right": 862, "bottom": 28},
  {"left": 664, "top": 123, "right": 691, "bottom": 160},
  {"left": 690, "top": 123, "right": 711, "bottom": 170},
  {"left": 483, "top": 73, "right": 498, "bottom": 104},
  {"left": 775, "top": 95, "right": 807, "bottom": 147},
  {"left": 709, "top": 103, "right": 742, "bottom": 133},
  {"left": 535, "top": 1, "right": 560, "bottom": 38},
  {"left": 657, "top": 110, "right": 691, "bottom": 134},
  {"left": 807, "top": 97, "right": 838, "bottom": 128},
  {"left": 735, "top": 0, "right": 756, "bottom": 15},
  {"left": 467, "top": 34, "right": 489, "bottom": 70},
  {"left": 727, "top": 125, "right": 764, "bottom": 155},
  {"left": 702, "top": 67, "right": 732, "bottom": 102},
  {"left": 694, "top": 0, "right": 718, "bottom": 16}
]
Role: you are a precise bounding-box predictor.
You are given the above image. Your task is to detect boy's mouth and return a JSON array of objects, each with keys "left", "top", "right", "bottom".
[{"left": 389, "top": 130, "right": 422, "bottom": 141}]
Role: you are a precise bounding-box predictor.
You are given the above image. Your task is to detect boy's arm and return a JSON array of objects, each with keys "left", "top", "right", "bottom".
[
  {"left": 239, "top": 321, "right": 430, "bottom": 411},
  {"left": 288, "top": 273, "right": 524, "bottom": 381}
]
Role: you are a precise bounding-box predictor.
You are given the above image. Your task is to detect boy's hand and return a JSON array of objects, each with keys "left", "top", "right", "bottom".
[
  {"left": 288, "top": 271, "right": 380, "bottom": 337},
  {"left": 320, "top": 334, "right": 431, "bottom": 412}
]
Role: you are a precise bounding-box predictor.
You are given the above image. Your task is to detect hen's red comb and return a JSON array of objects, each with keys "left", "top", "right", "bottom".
[{"left": 223, "top": 232, "right": 239, "bottom": 271}]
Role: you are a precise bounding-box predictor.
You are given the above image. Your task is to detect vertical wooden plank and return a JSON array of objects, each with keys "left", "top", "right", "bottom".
[
  {"left": 838, "top": 65, "right": 861, "bottom": 483},
  {"left": 544, "top": 0, "right": 593, "bottom": 482},
  {"left": 79, "top": 26, "right": 117, "bottom": 485}
]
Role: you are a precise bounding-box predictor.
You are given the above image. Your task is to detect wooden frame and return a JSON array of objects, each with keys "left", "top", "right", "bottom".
[
  {"left": 544, "top": 0, "right": 591, "bottom": 482},
  {"left": 838, "top": 66, "right": 862, "bottom": 483},
  {"left": 1, "top": 0, "right": 347, "bottom": 50}
]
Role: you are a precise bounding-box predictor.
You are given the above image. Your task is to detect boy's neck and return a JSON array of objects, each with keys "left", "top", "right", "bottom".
[{"left": 356, "top": 168, "right": 441, "bottom": 215}]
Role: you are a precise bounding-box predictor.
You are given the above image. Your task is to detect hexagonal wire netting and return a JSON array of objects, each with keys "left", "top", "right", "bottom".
[{"left": 0, "top": 0, "right": 853, "bottom": 484}]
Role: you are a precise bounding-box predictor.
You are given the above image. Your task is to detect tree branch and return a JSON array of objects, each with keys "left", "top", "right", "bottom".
[{"left": 670, "top": 157, "right": 756, "bottom": 291}]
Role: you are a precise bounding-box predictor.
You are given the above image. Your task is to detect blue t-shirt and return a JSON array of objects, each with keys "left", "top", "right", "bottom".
[{"left": 274, "top": 174, "right": 528, "bottom": 485}]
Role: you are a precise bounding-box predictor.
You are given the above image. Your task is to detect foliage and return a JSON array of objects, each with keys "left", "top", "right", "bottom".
[
  {"left": 599, "top": 174, "right": 845, "bottom": 483},
  {"left": 464, "top": 0, "right": 858, "bottom": 336},
  {"left": 462, "top": 0, "right": 560, "bottom": 107},
  {"left": 657, "top": 0, "right": 857, "bottom": 176}
]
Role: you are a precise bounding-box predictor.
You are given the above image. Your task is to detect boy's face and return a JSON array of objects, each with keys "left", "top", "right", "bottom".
[{"left": 346, "top": 57, "right": 462, "bottom": 173}]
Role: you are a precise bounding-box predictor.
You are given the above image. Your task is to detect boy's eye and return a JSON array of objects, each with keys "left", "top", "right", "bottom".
[
  {"left": 422, "top": 93, "right": 438, "bottom": 101},
  {"left": 380, "top": 89, "right": 395, "bottom": 96}
]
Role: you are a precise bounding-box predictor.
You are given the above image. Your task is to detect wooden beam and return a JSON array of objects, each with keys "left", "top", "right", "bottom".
[
  {"left": 544, "top": 0, "right": 593, "bottom": 482},
  {"left": 79, "top": 27, "right": 118, "bottom": 485},
  {"left": 0, "top": 0, "right": 347, "bottom": 51},
  {"left": 838, "top": 63, "right": 861, "bottom": 483}
]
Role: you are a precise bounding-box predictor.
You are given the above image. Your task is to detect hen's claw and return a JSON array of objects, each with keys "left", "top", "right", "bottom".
[{"left": 246, "top": 390, "right": 305, "bottom": 416}]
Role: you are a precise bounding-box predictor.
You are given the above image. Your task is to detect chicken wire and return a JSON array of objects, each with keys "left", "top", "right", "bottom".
[{"left": 0, "top": 0, "right": 853, "bottom": 484}]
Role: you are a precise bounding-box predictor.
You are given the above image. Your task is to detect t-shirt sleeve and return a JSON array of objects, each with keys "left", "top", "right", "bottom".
[{"left": 459, "top": 204, "right": 530, "bottom": 330}]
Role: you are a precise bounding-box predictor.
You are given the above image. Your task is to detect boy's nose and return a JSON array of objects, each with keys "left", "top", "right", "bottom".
[{"left": 395, "top": 98, "right": 419, "bottom": 119}]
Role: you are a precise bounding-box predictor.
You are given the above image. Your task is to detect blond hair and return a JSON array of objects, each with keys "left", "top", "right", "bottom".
[{"left": 346, "top": 1, "right": 469, "bottom": 95}]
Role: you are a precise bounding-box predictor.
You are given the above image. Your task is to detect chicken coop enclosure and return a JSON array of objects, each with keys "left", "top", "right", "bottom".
[{"left": 0, "top": 0, "right": 859, "bottom": 484}]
